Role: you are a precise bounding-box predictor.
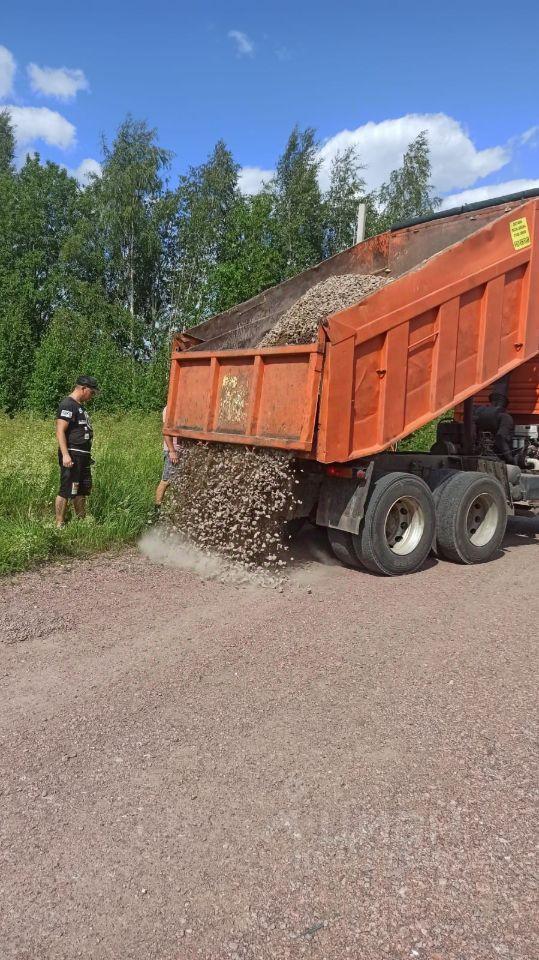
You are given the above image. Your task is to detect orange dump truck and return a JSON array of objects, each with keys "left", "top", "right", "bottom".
[{"left": 165, "top": 191, "right": 539, "bottom": 575}]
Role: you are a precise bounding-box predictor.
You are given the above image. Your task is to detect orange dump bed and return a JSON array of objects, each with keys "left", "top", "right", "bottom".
[{"left": 165, "top": 197, "right": 539, "bottom": 462}]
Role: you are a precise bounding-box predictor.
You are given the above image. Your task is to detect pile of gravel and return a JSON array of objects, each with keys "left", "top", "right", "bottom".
[
  {"left": 259, "top": 273, "right": 389, "bottom": 347},
  {"left": 162, "top": 441, "right": 300, "bottom": 569}
]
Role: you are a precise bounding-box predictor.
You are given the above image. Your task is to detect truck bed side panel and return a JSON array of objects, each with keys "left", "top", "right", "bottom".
[{"left": 316, "top": 201, "right": 539, "bottom": 462}]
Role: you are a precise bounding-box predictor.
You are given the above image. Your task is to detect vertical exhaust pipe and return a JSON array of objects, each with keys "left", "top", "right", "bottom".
[{"left": 355, "top": 202, "right": 366, "bottom": 245}]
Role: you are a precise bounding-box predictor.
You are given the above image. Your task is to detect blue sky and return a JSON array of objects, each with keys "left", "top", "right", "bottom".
[{"left": 1, "top": 0, "right": 538, "bottom": 204}]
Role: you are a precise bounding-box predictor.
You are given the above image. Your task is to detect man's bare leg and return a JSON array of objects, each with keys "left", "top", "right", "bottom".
[
  {"left": 73, "top": 496, "right": 86, "bottom": 519},
  {"left": 55, "top": 496, "right": 69, "bottom": 528},
  {"left": 155, "top": 480, "right": 170, "bottom": 506}
]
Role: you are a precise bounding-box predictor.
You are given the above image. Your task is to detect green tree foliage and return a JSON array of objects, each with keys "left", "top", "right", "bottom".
[
  {"left": 27, "top": 282, "right": 134, "bottom": 413},
  {"left": 0, "top": 275, "right": 35, "bottom": 413},
  {"left": 0, "top": 113, "right": 17, "bottom": 283},
  {"left": 27, "top": 307, "right": 93, "bottom": 413},
  {"left": 0, "top": 113, "right": 441, "bottom": 416},
  {"left": 173, "top": 140, "right": 239, "bottom": 326},
  {"left": 139, "top": 340, "right": 172, "bottom": 411},
  {"left": 9, "top": 157, "right": 78, "bottom": 340},
  {"left": 91, "top": 117, "right": 174, "bottom": 346},
  {"left": 59, "top": 174, "right": 108, "bottom": 289},
  {"left": 213, "top": 192, "right": 282, "bottom": 311},
  {"left": 324, "top": 146, "right": 367, "bottom": 256},
  {"left": 270, "top": 126, "right": 324, "bottom": 277},
  {"left": 374, "top": 131, "right": 441, "bottom": 232},
  {"left": 0, "top": 109, "right": 16, "bottom": 177}
]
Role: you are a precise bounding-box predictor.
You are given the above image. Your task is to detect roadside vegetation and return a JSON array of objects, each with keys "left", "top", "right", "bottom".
[{"left": 0, "top": 413, "right": 161, "bottom": 575}]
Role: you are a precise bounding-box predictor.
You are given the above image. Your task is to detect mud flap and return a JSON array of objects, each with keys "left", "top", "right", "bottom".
[{"left": 316, "top": 462, "right": 374, "bottom": 534}]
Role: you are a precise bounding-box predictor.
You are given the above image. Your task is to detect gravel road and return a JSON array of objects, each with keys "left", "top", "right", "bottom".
[{"left": 1, "top": 519, "right": 537, "bottom": 960}]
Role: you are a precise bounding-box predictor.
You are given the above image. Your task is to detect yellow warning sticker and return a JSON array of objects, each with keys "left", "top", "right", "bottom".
[{"left": 509, "top": 217, "right": 531, "bottom": 250}]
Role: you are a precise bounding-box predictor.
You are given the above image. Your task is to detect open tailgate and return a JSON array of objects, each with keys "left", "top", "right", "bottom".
[{"left": 164, "top": 342, "right": 324, "bottom": 452}]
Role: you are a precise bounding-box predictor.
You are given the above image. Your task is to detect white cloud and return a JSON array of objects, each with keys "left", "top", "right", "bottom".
[
  {"left": 519, "top": 126, "right": 538, "bottom": 147},
  {"left": 317, "top": 113, "right": 510, "bottom": 194},
  {"left": 238, "top": 165, "right": 273, "bottom": 194},
  {"left": 5, "top": 105, "right": 76, "bottom": 150},
  {"left": 441, "top": 178, "right": 539, "bottom": 209},
  {"left": 238, "top": 113, "right": 535, "bottom": 205},
  {"left": 67, "top": 157, "right": 102, "bottom": 185},
  {"left": 0, "top": 45, "right": 16, "bottom": 99},
  {"left": 228, "top": 30, "right": 255, "bottom": 57},
  {"left": 27, "top": 63, "right": 89, "bottom": 101}
]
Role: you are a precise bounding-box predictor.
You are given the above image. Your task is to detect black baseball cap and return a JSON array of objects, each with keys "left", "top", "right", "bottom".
[{"left": 76, "top": 375, "right": 100, "bottom": 391}]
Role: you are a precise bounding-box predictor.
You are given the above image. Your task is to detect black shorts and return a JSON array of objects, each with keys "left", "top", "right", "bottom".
[{"left": 58, "top": 451, "right": 93, "bottom": 499}]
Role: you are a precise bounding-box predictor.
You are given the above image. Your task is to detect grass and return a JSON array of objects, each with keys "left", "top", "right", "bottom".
[{"left": 0, "top": 412, "right": 162, "bottom": 575}]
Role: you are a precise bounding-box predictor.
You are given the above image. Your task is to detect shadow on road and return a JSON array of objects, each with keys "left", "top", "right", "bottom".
[{"left": 288, "top": 524, "right": 441, "bottom": 575}]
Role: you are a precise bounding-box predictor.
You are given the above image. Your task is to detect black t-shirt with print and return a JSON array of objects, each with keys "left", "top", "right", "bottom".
[{"left": 56, "top": 396, "right": 93, "bottom": 452}]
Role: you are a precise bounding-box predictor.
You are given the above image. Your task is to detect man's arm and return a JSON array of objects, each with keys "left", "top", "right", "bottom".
[
  {"left": 56, "top": 420, "right": 74, "bottom": 468},
  {"left": 164, "top": 434, "right": 179, "bottom": 463}
]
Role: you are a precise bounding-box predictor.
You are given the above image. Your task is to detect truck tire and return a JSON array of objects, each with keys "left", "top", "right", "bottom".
[
  {"left": 434, "top": 472, "right": 507, "bottom": 564},
  {"left": 353, "top": 473, "right": 436, "bottom": 576},
  {"left": 327, "top": 528, "right": 363, "bottom": 568},
  {"left": 431, "top": 471, "right": 458, "bottom": 556}
]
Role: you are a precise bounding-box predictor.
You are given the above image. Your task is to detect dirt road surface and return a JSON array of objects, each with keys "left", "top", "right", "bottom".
[{"left": 1, "top": 520, "right": 537, "bottom": 960}]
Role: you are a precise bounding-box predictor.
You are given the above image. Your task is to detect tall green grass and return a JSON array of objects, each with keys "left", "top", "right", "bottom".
[{"left": 0, "top": 413, "right": 162, "bottom": 575}]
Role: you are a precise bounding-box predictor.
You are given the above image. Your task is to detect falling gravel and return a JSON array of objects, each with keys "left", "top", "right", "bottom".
[
  {"left": 259, "top": 272, "right": 389, "bottom": 347},
  {"left": 162, "top": 441, "right": 300, "bottom": 569}
]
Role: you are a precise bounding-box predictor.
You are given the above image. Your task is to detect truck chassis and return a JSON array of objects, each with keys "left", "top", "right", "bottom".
[{"left": 294, "top": 447, "right": 537, "bottom": 576}]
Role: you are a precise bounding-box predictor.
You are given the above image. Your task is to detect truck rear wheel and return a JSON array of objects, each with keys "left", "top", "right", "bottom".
[
  {"left": 327, "top": 528, "right": 363, "bottom": 568},
  {"left": 353, "top": 473, "right": 436, "bottom": 576},
  {"left": 434, "top": 472, "right": 507, "bottom": 564}
]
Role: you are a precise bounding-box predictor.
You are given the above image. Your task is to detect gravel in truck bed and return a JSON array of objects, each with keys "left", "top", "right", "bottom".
[{"left": 259, "top": 272, "right": 389, "bottom": 347}]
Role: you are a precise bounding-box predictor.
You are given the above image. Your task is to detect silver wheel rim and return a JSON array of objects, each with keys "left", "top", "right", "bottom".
[
  {"left": 465, "top": 493, "right": 499, "bottom": 546},
  {"left": 384, "top": 496, "right": 425, "bottom": 555}
]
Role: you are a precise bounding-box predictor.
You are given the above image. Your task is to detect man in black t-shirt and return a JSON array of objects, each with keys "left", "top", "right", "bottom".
[{"left": 55, "top": 375, "right": 99, "bottom": 528}]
